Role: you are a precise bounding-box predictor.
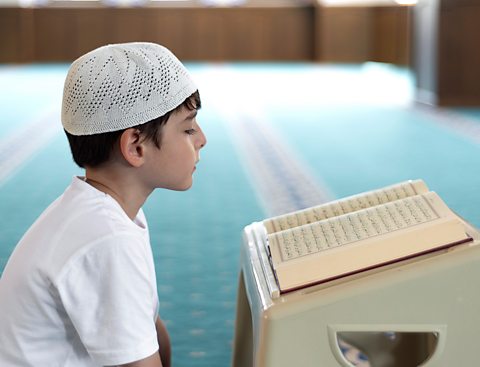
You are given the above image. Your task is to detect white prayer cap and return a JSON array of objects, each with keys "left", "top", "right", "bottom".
[{"left": 62, "top": 42, "right": 197, "bottom": 136}]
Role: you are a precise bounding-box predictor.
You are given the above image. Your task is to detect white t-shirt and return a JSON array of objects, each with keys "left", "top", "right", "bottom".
[{"left": 0, "top": 177, "right": 159, "bottom": 366}]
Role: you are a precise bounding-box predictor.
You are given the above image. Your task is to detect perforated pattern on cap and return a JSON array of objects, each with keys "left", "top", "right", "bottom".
[{"left": 61, "top": 42, "right": 197, "bottom": 136}]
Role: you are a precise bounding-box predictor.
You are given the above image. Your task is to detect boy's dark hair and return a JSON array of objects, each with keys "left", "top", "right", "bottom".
[{"left": 65, "top": 91, "right": 201, "bottom": 168}]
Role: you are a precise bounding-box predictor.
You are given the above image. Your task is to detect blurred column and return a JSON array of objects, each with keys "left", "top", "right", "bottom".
[{"left": 413, "top": 0, "right": 480, "bottom": 106}]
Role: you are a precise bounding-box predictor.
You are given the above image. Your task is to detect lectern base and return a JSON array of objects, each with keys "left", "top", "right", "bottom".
[{"left": 232, "top": 222, "right": 480, "bottom": 366}]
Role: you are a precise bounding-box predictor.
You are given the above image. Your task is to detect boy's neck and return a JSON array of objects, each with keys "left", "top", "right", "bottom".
[{"left": 84, "top": 168, "right": 152, "bottom": 221}]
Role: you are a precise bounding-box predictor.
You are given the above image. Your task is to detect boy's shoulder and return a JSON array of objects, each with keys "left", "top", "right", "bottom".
[
  {"left": 60, "top": 176, "right": 147, "bottom": 233},
  {"left": 23, "top": 177, "right": 147, "bottom": 258},
  {"left": 2, "top": 177, "right": 150, "bottom": 295}
]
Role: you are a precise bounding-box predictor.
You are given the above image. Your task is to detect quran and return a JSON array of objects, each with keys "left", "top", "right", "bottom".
[{"left": 258, "top": 180, "right": 473, "bottom": 294}]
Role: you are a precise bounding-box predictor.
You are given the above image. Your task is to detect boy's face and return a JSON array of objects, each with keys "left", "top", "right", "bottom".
[{"left": 142, "top": 106, "right": 207, "bottom": 191}]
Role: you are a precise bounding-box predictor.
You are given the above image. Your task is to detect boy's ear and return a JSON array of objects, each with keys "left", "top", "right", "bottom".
[{"left": 119, "top": 128, "right": 146, "bottom": 167}]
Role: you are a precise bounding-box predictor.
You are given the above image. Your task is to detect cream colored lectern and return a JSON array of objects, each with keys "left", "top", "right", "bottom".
[{"left": 232, "top": 220, "right": 480, "bottom": 367}]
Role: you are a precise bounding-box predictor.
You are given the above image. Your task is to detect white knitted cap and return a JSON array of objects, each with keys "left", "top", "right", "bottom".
[{"left": 61, "top": 42, "right": 197, "bottom": 135}]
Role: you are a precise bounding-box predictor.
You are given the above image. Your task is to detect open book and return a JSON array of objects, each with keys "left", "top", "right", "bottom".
[{"left": 260, "top": 180, "right": 472, "bottom": 294}]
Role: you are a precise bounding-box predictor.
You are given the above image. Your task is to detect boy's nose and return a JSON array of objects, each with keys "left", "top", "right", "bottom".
[{"left": 198, "top": 128, "right": 207, "bottom": 149}]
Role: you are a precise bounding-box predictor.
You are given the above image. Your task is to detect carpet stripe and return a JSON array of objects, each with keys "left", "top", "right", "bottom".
[
  {"left": 218, "top": 105, "right": 333, "bottom": 216},
  {"left": 0, "top": 106, "right": 61, "bottom": 187},
  {"left": 415, "top": 104, "right": 480, "bottom": 144}
]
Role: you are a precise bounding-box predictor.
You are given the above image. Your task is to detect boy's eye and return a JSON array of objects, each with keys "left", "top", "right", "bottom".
[{"left": 185, "top": 129, "right": 197, "bottom": 135}]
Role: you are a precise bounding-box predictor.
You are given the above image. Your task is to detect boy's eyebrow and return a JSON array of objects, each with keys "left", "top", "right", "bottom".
[{"left": 184, "top": 110, "right": 197, "bottom": 121}]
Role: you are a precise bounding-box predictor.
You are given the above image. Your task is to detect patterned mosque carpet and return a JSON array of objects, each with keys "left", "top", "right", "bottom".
[{"left": 1, "top": 62, "right": 480, "bottom": 367}]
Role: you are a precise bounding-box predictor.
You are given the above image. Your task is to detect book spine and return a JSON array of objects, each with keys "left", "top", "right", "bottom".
[{"left": 252, "top": 222, "right": 280, "bottom": 299}]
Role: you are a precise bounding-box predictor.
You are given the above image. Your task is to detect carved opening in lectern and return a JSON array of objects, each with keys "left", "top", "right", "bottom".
[{"left": 336, "top": 331, "right": 439, "bottom": 367}]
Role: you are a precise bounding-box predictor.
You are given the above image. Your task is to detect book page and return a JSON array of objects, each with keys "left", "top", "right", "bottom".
[
  {"left": 268, "top": 194, "right": 439, "bottom": 262},
  {"left": 263, "top": 179, "right": 428, "bottom": 234}
]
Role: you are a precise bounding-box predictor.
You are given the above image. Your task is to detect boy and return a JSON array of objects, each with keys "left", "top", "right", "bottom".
[{"left": 0, "top": 42, "right": 206, "bottom": 367}]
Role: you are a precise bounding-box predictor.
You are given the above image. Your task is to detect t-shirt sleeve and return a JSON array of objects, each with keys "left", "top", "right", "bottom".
[{"left": 56, "top": 234, "right": 159, "bottom": 366}]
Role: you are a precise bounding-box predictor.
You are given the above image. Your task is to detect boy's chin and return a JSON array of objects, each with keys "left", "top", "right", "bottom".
[
  {"left": 163, "top": 181, "right": 193, "bottom": 192},
  {"left": 175, "top": 185, "right": 192, "bottom": 192}
]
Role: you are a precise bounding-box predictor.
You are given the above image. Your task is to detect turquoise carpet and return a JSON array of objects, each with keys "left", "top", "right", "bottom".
[{"left": 1, "top": 63, "right": 480, "bottom": 367}]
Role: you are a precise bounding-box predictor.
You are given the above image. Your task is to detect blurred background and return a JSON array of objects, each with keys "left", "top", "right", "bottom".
[{"left": 1, "top": 0, "right": 480, "bottom": 366}]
